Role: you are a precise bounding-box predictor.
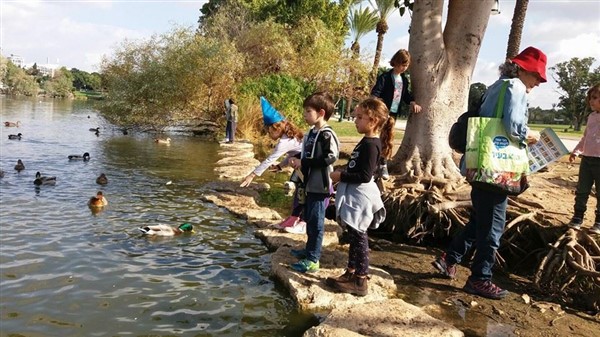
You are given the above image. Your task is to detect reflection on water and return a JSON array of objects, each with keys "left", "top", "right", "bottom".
[{"left": 0, "top": 96, "right": 304, "bottom": 336}]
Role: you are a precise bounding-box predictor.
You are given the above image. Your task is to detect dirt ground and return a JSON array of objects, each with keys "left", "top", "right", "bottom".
[{"left": 335, "top": 138, "right": 600, "bottom": 337}]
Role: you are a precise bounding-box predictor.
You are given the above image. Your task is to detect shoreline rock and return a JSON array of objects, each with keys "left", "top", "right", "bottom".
[{"left": 200, "top": 141, "right": 465, "bottom": 337}]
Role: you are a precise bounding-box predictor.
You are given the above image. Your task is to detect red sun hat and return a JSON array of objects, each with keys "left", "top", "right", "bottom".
[{"left": 511, "top": 46, "right": 547, "bottom": 83}]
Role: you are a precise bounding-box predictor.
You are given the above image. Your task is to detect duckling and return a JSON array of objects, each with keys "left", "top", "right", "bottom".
[
  {"left": 89, "top": 127, "right": 100, "bottom": 132},
  {"left": 4, "top": 121, "right": 21, "bottom": 127},
  {"left": 154, "top": 137, "right": 171, "bottom": 144},
  {"left": 88, "top": 191, "right": 108, "bottom": 207},
  {"left": 68, "top": 152, "right": 90, "bottom": 161},
  {"left": 96, "top": 173, "right": 108, "bottom": 185},
  {"left": 138, "top": 223, "right": 194, "bottom": 236},
  {"left": 14, "top": 159, "right": 25, "bottom": 172},
  {"left": 33, "top": 171, "right": 57, "bottom": 186},
  {"left": 8, "top": 133, "right": 22, "bottom": 140}
]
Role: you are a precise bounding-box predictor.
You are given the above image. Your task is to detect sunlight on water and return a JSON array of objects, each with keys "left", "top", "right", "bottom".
[{"left": 0, "top": 96, "right": 304, "bottom": 336}]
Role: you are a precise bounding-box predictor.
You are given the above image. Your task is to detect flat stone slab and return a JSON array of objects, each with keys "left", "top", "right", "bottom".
[
  {"left": 255, "top": 220, "right": 342, "bottom": 251},
  {"left": 271, "top": 246, "right": 396, "bottom": 311},
  {"left": 304, "top": 299, "right": 464, "bottom": 337}
]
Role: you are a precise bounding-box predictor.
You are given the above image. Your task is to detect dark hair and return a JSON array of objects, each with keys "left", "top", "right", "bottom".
[
  {"left": 303, "top": 92, "right": 335, "bottom": 121},
  {"left": 356, "top": 98, "right": 395, "bottom": 159},
  {"left": 229, "top": 98, "right": 235, "bottom": 104},
  {"left": 268, "top": 120, "right": 304, "bottom": 142},
  {"left": 390, "top": 49, "right": 411, "bottom": 67},
  {"left": 587, "top": 83, "right": 600, "bottom": 104}
]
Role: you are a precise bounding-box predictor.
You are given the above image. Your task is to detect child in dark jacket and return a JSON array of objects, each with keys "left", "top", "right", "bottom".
[
  {"left": 326, "top": 97, "right": 394, "bottom": 296},
  {"left": 287, "top": 92, "right": 339, "bottom": 273}
]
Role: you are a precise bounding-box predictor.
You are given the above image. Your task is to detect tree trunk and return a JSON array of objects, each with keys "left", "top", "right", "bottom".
[
  {"left": 506, "top": 0, "right": 529, "bottom": 60},
  {"left": 369, "top": 22, "right": 387, "bottom": 89},
  {"left": 391, "top": 0, "right": 494, "bottom": 179}
]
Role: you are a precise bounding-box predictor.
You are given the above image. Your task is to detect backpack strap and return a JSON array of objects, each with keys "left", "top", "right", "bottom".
[{"left": 494, "top": 81, "right": 509, "bottom": 119}]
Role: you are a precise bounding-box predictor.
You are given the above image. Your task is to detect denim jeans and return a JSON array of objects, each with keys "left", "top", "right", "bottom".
[
  {"left": 225, "top": 121, "right": 236, "bottom": 142},
  {"left": 304, "top": 192, "right": 328, "bottom": 263},
  {"left": 445, "top": 186, "right": 508, "bottom": 281},
  {"left": 574, "top": 156, "right": 600, "bottom": 222}
]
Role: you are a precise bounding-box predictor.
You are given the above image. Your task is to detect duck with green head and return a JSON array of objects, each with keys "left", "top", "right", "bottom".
[{"left": 138, "top": 223, "right": 194, "bottom": 236}]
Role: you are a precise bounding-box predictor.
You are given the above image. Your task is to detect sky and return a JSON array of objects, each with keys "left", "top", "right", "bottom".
[{"left": 1, "top": 0, "right": 599, "bottom": 109}]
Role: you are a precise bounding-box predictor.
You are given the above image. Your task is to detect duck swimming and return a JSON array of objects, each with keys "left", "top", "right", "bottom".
[
  {"left": 4, "top": 121, "right": 21, "bottom": 127},
  {"left": 34, "top": 171, "right": 57, "bottom": 186},
  {"left": 14, "top": 159, "right": 25, "bottom": 172},
  {"left": 68, "top": 152, "right": 90, "bottom": 161},
  {"left": 88, "top": 191, "right": 108, "bottom": 207},
  {"left": 154, "top": 137, "right": 171, "bottom": 144},
  {"left": 8, "top": 133, "right": 22, "bottom": 140},
  {"left": 96, "top": 173, "right": 108, "bottom": 185},
  {"left": 89, "top": 127, "right": 100, "bottom": 132},
  {"left": 138, "top": 223, "right": 194, "bottom": 236}
]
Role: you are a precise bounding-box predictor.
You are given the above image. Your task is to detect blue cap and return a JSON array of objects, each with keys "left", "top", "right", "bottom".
[{"left": 260, "top": 97, "right": 285, "bottom": 126}]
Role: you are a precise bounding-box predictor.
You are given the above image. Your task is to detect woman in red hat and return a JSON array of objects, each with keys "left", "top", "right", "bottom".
[{"left": 432, "top": 46, "right": 547, "bottom": 300}]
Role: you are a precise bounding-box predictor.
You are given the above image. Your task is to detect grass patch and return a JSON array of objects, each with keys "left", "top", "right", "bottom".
[{"left": 529, "top": 124, "right": 584, "bottom": 138}]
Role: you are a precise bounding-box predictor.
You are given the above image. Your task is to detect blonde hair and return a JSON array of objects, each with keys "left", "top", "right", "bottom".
[
  {"left": 356, "top": 97, "right": 395, "bottom": 159},
  {"left": 267, "top": 120, "right": 303, "bottom": 142}
]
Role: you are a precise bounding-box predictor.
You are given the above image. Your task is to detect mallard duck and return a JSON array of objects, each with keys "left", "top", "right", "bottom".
[
  {"left": 4, "top": 121, "right": 21, "bottom": 127},
  {"left": 8, "top": 133, "right": 22, "bottom": 140},
  {"left": 154, "top": 137, "right": 171, "bottom": 144},
  {"left": 34, "top": 171, "right": 57, "bottom": 185},
  {"left": 68, "top": 152, "right": 90, "bottom": 161},
  {"left": 138, "top": 223, "right": 194, "bottom": 236},
  {"left": 96, "top": 173, "right": 108, "bottom": 185},
  {"left": 88, "top": 191, "right": 108, "bottom": 207},
  {"left": 14, "top": 159, "right": 25, "bottom": 172}
]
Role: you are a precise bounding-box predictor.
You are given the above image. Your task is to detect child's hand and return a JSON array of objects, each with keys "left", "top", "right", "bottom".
[
  {"left": 569, "top": 152, "right": 577, "bottom": 163},
  {"left": 289, "top": 157, "right": 301, "bottom": 169},
  {"left": 240, "top": 173, "right": 256, "bottom": 187},
  {"left": 330, "top": 171, "right": 341, "bottom": 183},
  {"left": 526, "top": 130, "right": 540, "bottom": 144},
  {"left": 410, "top": 102, "right": 422, "bottom": 114}
]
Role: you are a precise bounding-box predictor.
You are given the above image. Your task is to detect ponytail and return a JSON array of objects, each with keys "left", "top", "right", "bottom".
[{"left": 379, "top": 116, "right": 395, "bottom": 159}]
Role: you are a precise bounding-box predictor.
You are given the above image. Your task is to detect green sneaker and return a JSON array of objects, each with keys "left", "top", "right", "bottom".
[{"left": 291, "top": 259, "right": 319, "bottom": 273}]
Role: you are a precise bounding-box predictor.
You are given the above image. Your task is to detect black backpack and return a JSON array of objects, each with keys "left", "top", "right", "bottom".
[{"left": 448, "top": 93, "right": 484, "bottom": 153}]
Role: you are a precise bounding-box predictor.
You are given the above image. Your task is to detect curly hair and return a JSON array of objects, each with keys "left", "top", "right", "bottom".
[
  {"left": 356, "top": 97, "right": 395, "bottom": 160},
  {"left": 267, "top": 121, "right": 303, "bottom": 142}
]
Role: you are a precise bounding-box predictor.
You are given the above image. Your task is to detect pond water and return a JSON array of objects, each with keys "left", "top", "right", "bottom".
[{"left": 0, "top": 96, "right": 310, "bottom": 336}]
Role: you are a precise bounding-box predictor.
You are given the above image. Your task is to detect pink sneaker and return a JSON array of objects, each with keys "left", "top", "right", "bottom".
[{"left": 276, "top": 216, "right": 298, "bottom": 229}]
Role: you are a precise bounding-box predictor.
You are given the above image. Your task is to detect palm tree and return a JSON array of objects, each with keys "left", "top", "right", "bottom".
[
  {"left": 348, "top": 6, "right": 379, "bottom": 58},
  {"left": 343, "top": 6, "right": 378, "bottom": 119},
  {"left": 506, "top": 0, "right": 529, "bottom": 59},
  {"left": 368, "top": 0, "right": 398, "bottom": 87}
]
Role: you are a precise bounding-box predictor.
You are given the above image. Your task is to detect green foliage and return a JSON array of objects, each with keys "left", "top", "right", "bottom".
[
  {"left": 551, "top": 57, "right": 599, "bottom": 130},
  {"left": 71, "top": 68, "right": 102, "bottom": 91},
  {"left": 238, "top": 74, "right": 316, "bottom": 129},
  {"left": 43, "top": 67, "right": 74, "bottom": 97},
  {"left": 3, "top": 59, "right": 38, "bottom": 96},
  {"left": 99, "top": 26, "right": 243, "bottom": 128},
  {"left": 348, "top": 6, "right": 379, "bottom": 52}
]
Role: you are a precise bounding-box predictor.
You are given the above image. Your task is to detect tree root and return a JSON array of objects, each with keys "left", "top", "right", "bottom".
[{"left": 380, "top": 176, "right": 600, "bottom": 312}]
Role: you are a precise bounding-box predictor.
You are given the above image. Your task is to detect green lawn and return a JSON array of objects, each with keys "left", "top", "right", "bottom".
[
  {"left": 529, "top": 124, "right": 584, "bottom": 139},
  {"left": 329, "top": 120, "right": 583, "bottom": 140}
]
